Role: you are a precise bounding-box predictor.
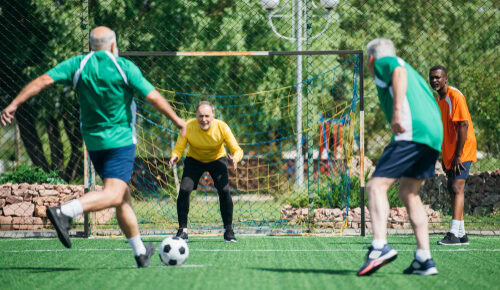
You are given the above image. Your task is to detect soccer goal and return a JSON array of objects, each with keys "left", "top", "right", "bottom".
[{"left": 84, "top": 50, "right": 365, "bottom": 236}]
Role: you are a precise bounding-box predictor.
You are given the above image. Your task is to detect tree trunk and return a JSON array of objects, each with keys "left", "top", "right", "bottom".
[
  {"left": 45, "top": 115, "right": 64, "bottom": 171},
  {"left": 16, "top": 105, "right": 49, "bottom": 171}
]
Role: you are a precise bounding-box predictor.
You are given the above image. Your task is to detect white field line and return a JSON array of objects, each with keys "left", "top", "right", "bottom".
[
  {"left": 2, "top": 235, "right": 500, "bottom": 241},
  {"left": 2, "top": 248, "right": 499, "bottom": 254}
]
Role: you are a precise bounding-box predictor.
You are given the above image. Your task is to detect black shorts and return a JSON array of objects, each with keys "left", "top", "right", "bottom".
[{"left": 372, "top": 141, "right": 439, "bottom": 179}]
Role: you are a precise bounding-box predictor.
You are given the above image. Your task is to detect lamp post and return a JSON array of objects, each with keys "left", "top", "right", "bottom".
[{"left": 261, "top": 0, "right": 339, "bottom": 188}]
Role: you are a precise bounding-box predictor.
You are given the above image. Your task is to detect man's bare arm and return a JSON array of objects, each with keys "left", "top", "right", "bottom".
[
  {"left": 145, "top": 89, "right": 186, "bottom": 136},
  {"left": 1, "top": 74, "right": 54, "bottom": 126}
]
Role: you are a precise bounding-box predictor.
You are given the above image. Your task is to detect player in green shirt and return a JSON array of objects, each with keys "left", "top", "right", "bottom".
[
  {"left": 357, "top": 38, "right": 443, "bottom": 276},
  {"left": 0, "top": 26, "right": 186, "bottom": 268}
]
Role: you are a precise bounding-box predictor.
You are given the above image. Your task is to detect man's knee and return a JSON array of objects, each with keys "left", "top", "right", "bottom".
[
  {"left": 179, "top": 179, "right": 195, "bottom": 195},
  {"left": 450, "top": 180, "right": 465, "bottom": 195}
]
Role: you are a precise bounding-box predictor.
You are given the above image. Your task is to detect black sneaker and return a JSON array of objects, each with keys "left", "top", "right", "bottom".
[
  {"left": 357, "top": 244, "right": 398, "bottom": 276},
  {"left": 224, "top": 229, "right": 237, "bottom": 242},
  {"left": 437, "top": 232, "right": 461, "bottom": 245},
  {"left": 176, "top": 228, "right": 189, "bottom": 242},
  {"left": 135, "top": 242, "right": 155, "bottom": 268},
  {"left": 46, "top": 206, "right": 72, "bottom": 248},
  {"left": 403, "top": 257, "right": 438, "bottom": 275},
  {"left": 459, "top": 234, "right": 469, "bottom": 245}
]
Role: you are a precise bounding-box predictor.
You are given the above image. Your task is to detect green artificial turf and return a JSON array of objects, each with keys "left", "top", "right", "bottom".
[{"left": 0, "top": 235, "right": 499, "bottom": 290}]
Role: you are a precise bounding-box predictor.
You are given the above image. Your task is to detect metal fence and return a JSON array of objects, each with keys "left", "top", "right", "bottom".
[{"left": 0, "top": 0, "right": 498, "bottom": 234}]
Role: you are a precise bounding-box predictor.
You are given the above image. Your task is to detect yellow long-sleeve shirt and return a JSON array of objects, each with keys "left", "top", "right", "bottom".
[{"left": 171, "top": 119, "right": 243, "bottom": 163}]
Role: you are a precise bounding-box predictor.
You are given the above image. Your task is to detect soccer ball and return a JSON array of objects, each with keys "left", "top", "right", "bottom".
[{"left": 158, "top": 237, "right": 189, "bottom": 266}]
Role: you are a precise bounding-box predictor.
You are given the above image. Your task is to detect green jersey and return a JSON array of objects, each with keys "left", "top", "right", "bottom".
[
  {"left": 46, "top": 51, "right": 154, "bottom": 151},
  {"left": 374, "top": 56, "right": 443, "bottom": 152}
]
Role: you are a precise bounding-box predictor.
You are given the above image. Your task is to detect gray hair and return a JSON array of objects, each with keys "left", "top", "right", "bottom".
[
  {"left": 366, "top": 38, "right": 396, "bottom": 60},
  {"left": 196, "top": 101, "right": 215, "bottom": 113},
  {"left": 90, "top": 30, "right": 116, "bottom": 51}
]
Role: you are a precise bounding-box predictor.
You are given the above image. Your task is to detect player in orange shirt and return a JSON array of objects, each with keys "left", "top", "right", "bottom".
[{"left": 429, "top": 65, "right": 477, "bottom": 246}]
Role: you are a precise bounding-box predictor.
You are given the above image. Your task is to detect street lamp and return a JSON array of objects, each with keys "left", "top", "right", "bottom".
[{"left": 260, "top": 0, "right": 339, "bottom": 188}]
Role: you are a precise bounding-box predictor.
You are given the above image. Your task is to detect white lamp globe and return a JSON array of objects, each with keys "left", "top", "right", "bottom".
[
  {"left": 321, "top": 0, "right": 339, "bottom": 10},
  {"left": 261, "top": 0, "right": 280, "bottom": 10}
]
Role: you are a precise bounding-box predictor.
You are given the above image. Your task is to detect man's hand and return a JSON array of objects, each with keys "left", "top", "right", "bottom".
[
  {"left": 227, "top": 154, "right": 238, "bottom": 171},
  {"left": 169, "top": 156, "right": 179, "bottom": 169},
  {"left": 391, "top": 112, "right": 406, "bottom": 135},
  {"left": 451, "top": 156, "right": 465, "bottom": 175},
  {"left": 1, "top": 103, "right": 18, "bottom": 126},
  {"left": 176, "top": 119, "right": 187, "bottom": 137}
]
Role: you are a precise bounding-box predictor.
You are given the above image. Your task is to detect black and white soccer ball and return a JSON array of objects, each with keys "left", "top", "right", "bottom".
[{"left": 159, "top": 237, "right": 189, "bottom": 266}]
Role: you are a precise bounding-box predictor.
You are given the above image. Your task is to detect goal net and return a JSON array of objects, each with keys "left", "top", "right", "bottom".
[{"left": 86, "top": 50, "right": 364, "bottom": 235}]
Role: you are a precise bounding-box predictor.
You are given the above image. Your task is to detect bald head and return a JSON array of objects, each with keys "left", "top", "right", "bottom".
[{"left": 90, "top": 26, "right": 117, "bottom": 54}]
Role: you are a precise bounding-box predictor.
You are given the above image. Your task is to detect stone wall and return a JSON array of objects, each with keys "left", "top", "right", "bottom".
[
  {"left": 421, "top": 170, "right": 500, "bottom": 215},
  {"left": 0, "top": 183, "right": 112, "bottom": 230},
  {"left": 281, "top": 205, "right": 441, "bottom": 229}
]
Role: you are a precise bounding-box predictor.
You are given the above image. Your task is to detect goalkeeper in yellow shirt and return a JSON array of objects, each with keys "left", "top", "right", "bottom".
[{"left": 169, "top": 101, "right": 243, "bottom": 242}]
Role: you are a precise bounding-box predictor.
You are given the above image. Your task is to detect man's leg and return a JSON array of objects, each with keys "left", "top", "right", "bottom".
[
  {"left": 399, "top": 177, "right": 438, "bottom": 275},
  {"left": 176, "top": 158, "right": 204, "bottom": 239},
  {"left": 357, "top": 177, "right": 398, "bottom": 276},
  {"left": 398, "top": 178, "right": 428, "bottom": 250},
  {"left": 208, "top": 159, "right": 233, "bottom": 228},
  {"left": 367, "top": 177, "right": 395, "bottom": 242},
  {"left": 439, "top": 177, "right": 466, "bottom": 245}
]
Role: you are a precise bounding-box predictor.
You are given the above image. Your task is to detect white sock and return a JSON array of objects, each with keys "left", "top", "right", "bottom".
[
  {"left": 60, "top": 200, "right": 83, "bottom": 218},
  {"left": 415, "top": 249, "right": 432, "bottom": 262},
  {"left": 450, "top": 219, "right": 460, "bottom": 236},
  {"left": 183, "top": 228, "right": 188, "bottom": 233},
  {"left": 128, "top": 235, "right": 146, "bottom": 256},
  {"left": 371, "top": 239, "right": 387, "bottom": 249},
  {"left": 458, "top": 220, "right": 465, "bottom": 238}
]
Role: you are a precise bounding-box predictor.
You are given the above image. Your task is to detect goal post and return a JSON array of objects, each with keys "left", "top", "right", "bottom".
[{"left": 85, "top": 50, "right": 365, "bottom": 236}]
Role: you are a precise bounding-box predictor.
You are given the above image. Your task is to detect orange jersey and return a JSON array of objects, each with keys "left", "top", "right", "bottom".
[{"left": 437, "top": 86, "right": 477, "bottom": 169}]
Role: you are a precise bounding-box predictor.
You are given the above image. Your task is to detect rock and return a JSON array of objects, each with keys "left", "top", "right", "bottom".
[
  {"left": 41, "top": 196, "right": 59, "bottom": 204},
  {"left": 33, "top": 197, "right": 45, "bottom": 206},
  {"left": 12, "top": 217, "right": 43, "bottom": 230},
  {"left": 60, "top": 195, "right": 75, "bottom": 203},
  {"left": 0, "top": 185, "right": 11, "bottom": 197},
  {"left": 39, "top": 190, "right": 59, "bottom": 197},
  {"left": 0, "top": 216, "right": 13, "bottom": 230},
  {"left": 333, "top": 208, "right": 342, "bottom": 217},
  {"left": 35, "top": 206, "right": 47, "bottom": 217},
  {"left": 3, "top": 202, "right": 35, "bottom": 217},
  {"left": 11, "top": 189, "right": 26, "bottom": 196},
  {"left": 6, "top": 195, "right": 24, "bottom": 204},
  {"left": 0, "top": 199, "right": 4, "bottom": 208}
]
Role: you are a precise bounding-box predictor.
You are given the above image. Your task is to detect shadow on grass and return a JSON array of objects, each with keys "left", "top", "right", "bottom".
[
  {"left": 0, "top": 266, "right": 80, "bottom": 273},
  {"left": 253, "top": 267, "right": 356, "bottom": 275}
]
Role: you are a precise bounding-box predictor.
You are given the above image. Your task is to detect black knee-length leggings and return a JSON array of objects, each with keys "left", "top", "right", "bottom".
[{"left": 177, "top": 157, "right": 233, "bottom": 228}]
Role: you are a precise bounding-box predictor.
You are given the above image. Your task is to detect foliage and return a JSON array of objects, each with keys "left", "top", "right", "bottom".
[
  {"left": 0, "top": 164, "right": 65, "bottom": 184},
  {"left": 284, "top": 174, "right": 403, "bottom": 209}
]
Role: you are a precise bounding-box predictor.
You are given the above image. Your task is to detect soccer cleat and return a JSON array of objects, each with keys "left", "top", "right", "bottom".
[
  {"left": 437, "top": 232, "right": 461, "bottom": 245},
  {"left": 176, "top": 228, "right": 189, "bottom": 242},
  {"left": 459, "top": 234, "right": 469, "bottom": 245},
  {"left": 357, "top": 244, "right": 398, "bottom": 276},
  {"left": 135, "top": 242, "right": 155, "bottom": 268},
  {"left": 46, "top": 206, "right": 73, "bottom": 248},
  {"left": 403, "top": 257, "right": 438, "bottom": 275},
  {"left": 223, "top": 228, "right": 237, "bottom": 242}
]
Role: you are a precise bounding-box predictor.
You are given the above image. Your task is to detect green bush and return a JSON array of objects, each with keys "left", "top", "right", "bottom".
[{"left": 0, "top": 164, "right": 65, "bottom": 184}]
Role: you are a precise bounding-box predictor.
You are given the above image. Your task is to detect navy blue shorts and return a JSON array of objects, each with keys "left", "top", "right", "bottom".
[
  {"left": 372, "top": 141, "right": 439, "bottom": 179},
  {"left": 444, "top": 161, "right": 472, "bottom": 180},
  {"left": 88, "top": 144, "right": 136, "bottom": 184}
]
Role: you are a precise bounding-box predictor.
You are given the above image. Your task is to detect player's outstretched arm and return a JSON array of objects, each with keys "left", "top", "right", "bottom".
[
  {"left": 1, "top": 74, "right": 54, "bottom": 126},
  {"left": 145, "top": 89, "right": 186, "bottom": 136}
]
